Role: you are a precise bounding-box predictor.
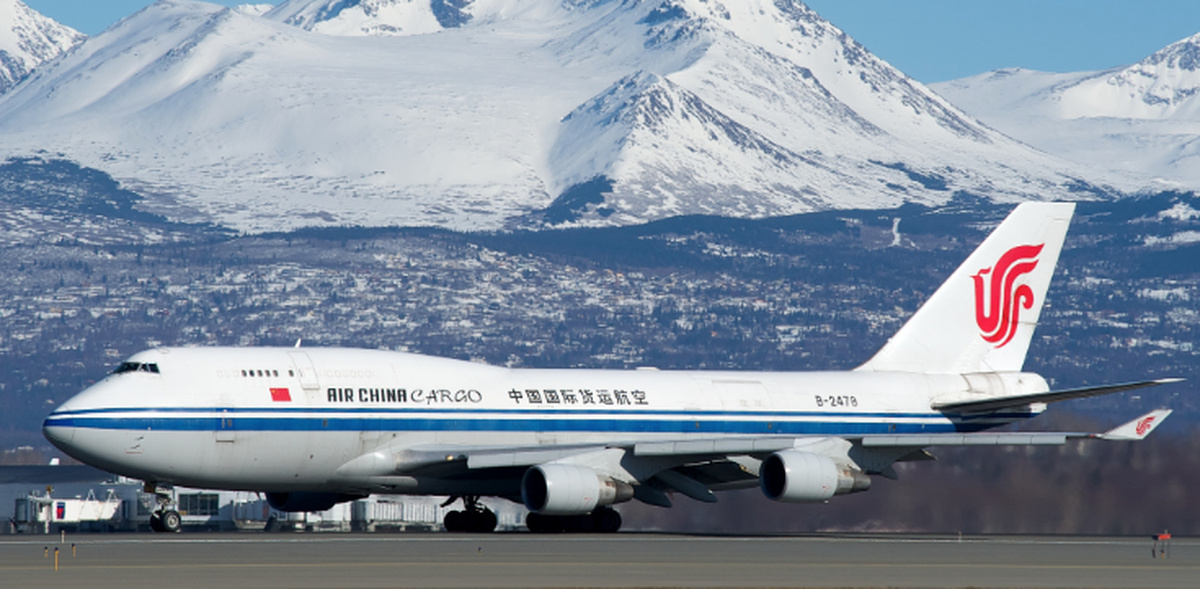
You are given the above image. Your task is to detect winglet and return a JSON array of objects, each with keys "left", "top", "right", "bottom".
[{"left": 1100, "top": 409, "right": 1173, "bottom": 441}]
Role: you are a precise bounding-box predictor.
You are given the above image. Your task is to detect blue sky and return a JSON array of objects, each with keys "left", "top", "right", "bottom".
[{"left": 22, "top": 0, "right": 1200, "bottom": 82}]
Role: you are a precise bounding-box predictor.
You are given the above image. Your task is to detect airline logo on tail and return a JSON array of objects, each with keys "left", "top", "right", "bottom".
[
  {"left": 1136, "top": 415, "right": 1157, "bottom": 436},
  {"left": 972, "top": 244, "right": 1044, "bottom": 348}
]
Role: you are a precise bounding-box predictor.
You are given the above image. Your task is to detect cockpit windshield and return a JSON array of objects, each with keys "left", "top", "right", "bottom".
[{"left": 113, "top": 362, "right": 160, "bottom": 374}]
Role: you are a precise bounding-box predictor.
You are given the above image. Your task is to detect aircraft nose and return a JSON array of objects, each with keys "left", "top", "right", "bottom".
[
  {"left": 43, "top": 379, "right": 109, "bottom": 455},
  {"left": 43, "top": 409, "right": 78, "bottom": 451}
]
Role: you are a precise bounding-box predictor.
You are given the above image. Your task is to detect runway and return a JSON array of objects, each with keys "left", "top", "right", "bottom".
[{"left": 0, "top": 532, "right": 1195, "bottom": 588}]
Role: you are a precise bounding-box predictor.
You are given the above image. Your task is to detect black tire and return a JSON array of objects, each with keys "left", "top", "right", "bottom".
[
  {"left": 149, "top": 513, "right": 164, "bottom": 533},
  {"left": 592, "top": 508, "right": 621, "bottom": 533},
  {"left": 565, "top": 514, "right": 594, "bottom": 533},
  {"left": 160, "top": 510, "right": 182, "bottom": 533},
  {"left": 525, "top": 512, "right": 552, "bottom": 533},
  {"left": 444, "top": 510, "right": 465, "bottom": 532},
  {"left": 470, "top": 509, "right": 497, "bottom": 533}
]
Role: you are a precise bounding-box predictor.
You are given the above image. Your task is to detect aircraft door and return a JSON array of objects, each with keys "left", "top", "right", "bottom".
[
  {"left": 215, "top": 408, "right": 236, "bottom": 443},
  {"left": 711, "top": 379, "right": 774, "bottom": 411},
  {"left": 289, "top": 352, "right": 321, "bottom": 392}
]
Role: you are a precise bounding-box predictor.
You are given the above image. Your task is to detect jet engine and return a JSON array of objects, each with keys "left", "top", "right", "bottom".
[
  {"left": 266, "top": 492, "right": 364, "bottom": 512},
  {"left": 521, "top": 463, "right": 634, "bottom": 515},
  {"left": 759, "top": 450, "right": 871, "bottom": 502}
]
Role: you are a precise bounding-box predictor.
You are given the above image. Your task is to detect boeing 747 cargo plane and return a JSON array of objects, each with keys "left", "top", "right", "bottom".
[{"left": 43, "top": 203, "right": 1178, "bottom": 533}]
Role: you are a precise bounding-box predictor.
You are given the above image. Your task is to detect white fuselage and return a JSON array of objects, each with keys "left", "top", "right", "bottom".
[{"left": 43, "top": 346, "right": 1036, "bottom": 494}]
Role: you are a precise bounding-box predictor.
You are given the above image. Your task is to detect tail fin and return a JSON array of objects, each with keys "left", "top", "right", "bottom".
[{"left": 857, "top": 202, "right": 1075, "bottom": 374}]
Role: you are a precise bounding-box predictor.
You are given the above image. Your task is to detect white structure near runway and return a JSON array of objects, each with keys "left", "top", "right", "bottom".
[{"left": 3, "top": 468, "right": 526, "bottom": 533}]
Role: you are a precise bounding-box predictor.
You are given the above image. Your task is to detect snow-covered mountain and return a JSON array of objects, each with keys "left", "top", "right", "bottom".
[
  {"left": 0, "top": 0, "right": 85, "bottom": 94},
  {"left": 0, "top": 0, "right": 1113, "bottom": 232},
  {"left": 933, "top": 32, "right": 1200, "bottom": 191}
]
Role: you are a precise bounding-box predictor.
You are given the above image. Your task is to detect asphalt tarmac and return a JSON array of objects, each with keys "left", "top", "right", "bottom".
[{"left": 0, "top": 532, "right": 1194, "bottom": 588}]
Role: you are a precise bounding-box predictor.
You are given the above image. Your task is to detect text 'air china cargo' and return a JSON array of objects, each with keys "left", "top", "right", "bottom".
[{"left": 43, "top": 203, "right": 1180, "bottom": 533}]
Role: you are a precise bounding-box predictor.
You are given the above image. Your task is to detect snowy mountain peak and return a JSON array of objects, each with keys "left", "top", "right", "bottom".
[
  {"left": 1142, "top": 32, "right": 1200, "bottom": 72},
  {"left": 0, "top": 0, "right": 85, "bottom": 94},
  {"left": 931, "top": 29, "right": 1200, "bottom": 193},
  {"left": 265, "top": 0, "right": 472, "bottom": 36},
  {"left": 1078, "top": 31, "right": 1200, "bottom": 117},
  {"left": 0, "top": 0, "right": 1098, "bottom": 233}
]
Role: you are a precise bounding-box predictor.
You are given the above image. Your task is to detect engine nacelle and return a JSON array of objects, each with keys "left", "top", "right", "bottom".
[
  {"left": 521, "top": 463, "right": 634, "bottom": 516},
  {"left": 266, "top": 492, "right": 363, "bottom": 512},
  {"left": 760, "top": 450, "right": 871, "bottom": 503}
]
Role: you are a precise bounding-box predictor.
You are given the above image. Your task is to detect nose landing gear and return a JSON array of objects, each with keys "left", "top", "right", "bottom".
[
  {"left": 441, "top": 496, "right": 498, "bottom": 533},
  {"left": 144, "top": 481, "right": 182, "bottom": 533}
]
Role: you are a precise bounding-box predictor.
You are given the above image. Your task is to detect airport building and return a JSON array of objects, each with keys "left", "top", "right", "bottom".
[{"left": 1, "top": 465, "right": 527, "bottom": 534}]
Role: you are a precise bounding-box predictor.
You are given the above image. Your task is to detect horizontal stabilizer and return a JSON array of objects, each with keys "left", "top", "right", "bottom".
[{"left": 934, "top": 378, "right": 1183, "bottom": 413}]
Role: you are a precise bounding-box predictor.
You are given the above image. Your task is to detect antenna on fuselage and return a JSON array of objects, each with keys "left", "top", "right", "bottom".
[{"left": 294, "top": 339, "right": 302, "bottom": 348}]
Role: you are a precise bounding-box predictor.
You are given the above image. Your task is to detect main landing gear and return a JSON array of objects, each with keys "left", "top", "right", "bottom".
[
  {"left": 442, "top": 496, "right": 498, "bottom": 533},
  {"left": 144, "top": 482, "right": 182, "bottom": 533},
  {"left": 525, "top": 506, "right": 621, "bottom": 533}
]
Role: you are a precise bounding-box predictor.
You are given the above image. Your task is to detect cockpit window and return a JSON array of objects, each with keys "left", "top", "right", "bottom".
[
  {"left": 113, "top": 362, "right": 160, "bottom": 374},
  {"left": 113, "top": 362, "right": 140, "bottom": 374}
]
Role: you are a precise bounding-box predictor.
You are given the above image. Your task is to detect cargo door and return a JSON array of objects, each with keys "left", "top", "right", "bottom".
[{"left": 289, "top": 352, "right": 321, "bottom": 392}]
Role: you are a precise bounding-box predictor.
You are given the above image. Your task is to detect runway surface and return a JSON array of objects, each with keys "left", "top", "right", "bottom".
[{"left": 0, "top": 532, "right": 1195, "bottom": 588}]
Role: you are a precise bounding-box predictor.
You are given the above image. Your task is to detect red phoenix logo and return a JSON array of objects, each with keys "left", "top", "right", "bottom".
[
  {"left": 1136, "top": 416, "right": 1156, "bottom": 436},
  {"left": 973, "top": 244, "right": 1044, "bottom": 348}
]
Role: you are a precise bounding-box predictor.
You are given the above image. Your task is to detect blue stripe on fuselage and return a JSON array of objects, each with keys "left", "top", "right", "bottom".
[{"left": 43, "top": 407, "right": 1030, "bottom": 435}]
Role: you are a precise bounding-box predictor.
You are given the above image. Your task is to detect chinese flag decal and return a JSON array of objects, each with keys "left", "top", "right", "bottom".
[{"left": 270, "top": 388, "right": 292, "bottom": 402}]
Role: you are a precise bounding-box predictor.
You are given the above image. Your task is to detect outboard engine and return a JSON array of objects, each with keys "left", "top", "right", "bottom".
[{"left": 760, "top": 450, "right": 871, "bottom": 502}]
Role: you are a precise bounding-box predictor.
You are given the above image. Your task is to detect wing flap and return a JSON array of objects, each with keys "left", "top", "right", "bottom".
[
  {"left": 861, "top": 433, "right": 1069, "bottom": 447},
  {"left": 634, "top": 437, "right": 795, "bottom": 456},
  {"left": 933, "top": 378, "right": 1182, "bottom": 413},
  {"left": 466, "top": 445, "right": 610, "bottom": 469}
]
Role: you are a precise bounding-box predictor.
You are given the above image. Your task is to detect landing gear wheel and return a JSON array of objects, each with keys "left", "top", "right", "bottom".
[
  {"left": 150, "top": 510, "right": 182, "bottom": 533},
  {"left": 444, "top": 510, "right": 466, "bottom": 532},
  {"left": 591, "top": 507, "right": 621, "bottom": 533},
  {"left": 525, "top": 512, "right": 556, "bottom": 533},
  {"left": 159, "top": 510, "right": 182, "bottom": 533},
  {"left": 442, "top": 496, "right": 497, "bottom": 533},
  {"left": 472, "top": 508, "right": 498, "bottom": 532},
  {"left": 525, "top": 509, "right": 621, "bottom": 534}
]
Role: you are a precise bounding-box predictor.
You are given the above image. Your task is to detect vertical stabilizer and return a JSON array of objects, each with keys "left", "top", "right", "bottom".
[{"left": 856, "top": 203, "right": 1075, "bottom": 374}]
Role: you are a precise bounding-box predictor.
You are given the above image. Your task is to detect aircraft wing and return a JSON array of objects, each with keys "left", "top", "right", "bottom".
[
  {"left": 862, "top": 409, "right": 1172, "bottom": 446},
  {"left": 355, "top": 408, "right": 1173, "bottom": 477},
  {"left": 933, "top": 378, "right": 1182, "bottom": 413}
]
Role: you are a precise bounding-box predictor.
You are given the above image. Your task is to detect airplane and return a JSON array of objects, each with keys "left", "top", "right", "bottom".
[{"left": 43, "top": 202, "right": 1179, "bottom": 533}]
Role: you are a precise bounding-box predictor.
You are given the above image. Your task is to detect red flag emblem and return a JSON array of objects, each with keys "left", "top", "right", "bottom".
[{"left": 270, "top": 388, "right": 292, "bottom": 402}]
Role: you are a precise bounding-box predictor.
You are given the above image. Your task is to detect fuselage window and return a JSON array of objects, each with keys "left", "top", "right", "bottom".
[
  {"left": 272, "top": 370, "right": 279, "bottom": 377},
  {"left": 257, "top": 370, "right": 264, "bottom": 377},
  {"left": 241, "top": 370, "right": 248, "bottom": 377}
]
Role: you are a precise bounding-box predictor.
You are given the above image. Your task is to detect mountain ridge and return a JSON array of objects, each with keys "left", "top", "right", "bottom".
[
  {"left": 932, "top": 31, "right": 1200, "bottom": 190},
  {"left": 0, "top": 0, "right": 85, "bottom": 94},
  {"left": 0, "top": 0, "right": 1120, "bottom": 233}
]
